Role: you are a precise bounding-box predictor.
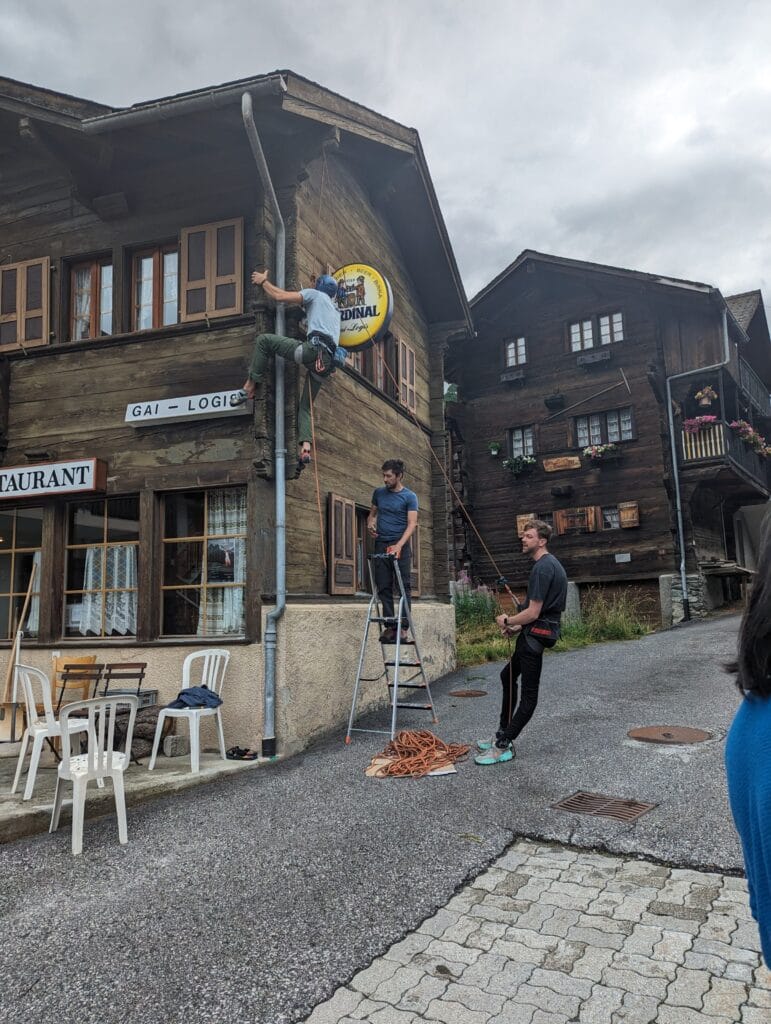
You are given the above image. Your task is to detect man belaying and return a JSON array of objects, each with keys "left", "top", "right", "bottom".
[
  {"left": 231, "top": 270, "right": 343, "bottom": 471},
  {"left": 368, "top": 459, "right": 419, "bottom": 643}
]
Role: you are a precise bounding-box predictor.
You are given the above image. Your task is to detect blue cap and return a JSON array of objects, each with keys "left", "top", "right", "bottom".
[{"left": 314, "top": 274, "right": 339, "bottom": 299}]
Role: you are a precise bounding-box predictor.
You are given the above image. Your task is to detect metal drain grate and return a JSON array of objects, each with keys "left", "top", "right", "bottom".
[
  {"left": 448, "top": 689, "right": 487, "bottom": 698},
  {"left": 628, "top": 726, "right": 712, "bottom": 745},
  {"left": 552, "top": 791, "right": 657, "bottom": 822}
]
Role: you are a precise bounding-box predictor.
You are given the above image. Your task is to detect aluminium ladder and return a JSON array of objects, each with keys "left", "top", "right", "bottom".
[{"left": 345, "top": 553, "right": 437, "bottom": 742}]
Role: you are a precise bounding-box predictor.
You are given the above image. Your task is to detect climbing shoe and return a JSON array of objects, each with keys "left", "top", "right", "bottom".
[
  {"left": 379, "top": 627, "right": 397, "bottom": 643},
  {"left": 230, "top": 389, "right": 249, "bottom": 407},
  {"left": 476, "top": 733, "right": 503, "bottom": 752},
  {"left": 474, "top": 743, "right": 514, "bottom": 766}
]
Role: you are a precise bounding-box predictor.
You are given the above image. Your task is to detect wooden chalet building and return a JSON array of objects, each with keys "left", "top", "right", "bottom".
[
  {"left": 446, "top": 251, "right": 770, "bottom": 622},
  {"left": 0, "top": 72, "right": 471, "bottom": 753}
]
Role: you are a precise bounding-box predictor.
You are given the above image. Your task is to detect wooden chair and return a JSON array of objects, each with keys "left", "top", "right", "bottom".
[{"left": 101, "top": 662, "right": 147, "bottom": 696}]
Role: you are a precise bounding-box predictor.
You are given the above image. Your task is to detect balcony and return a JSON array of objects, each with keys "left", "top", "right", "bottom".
[
  {"left": 739, "top": 357, "right": 771, "bottom": 417},
  {"left": 681, "top": 420, "right": 770, "bottom": 494}
]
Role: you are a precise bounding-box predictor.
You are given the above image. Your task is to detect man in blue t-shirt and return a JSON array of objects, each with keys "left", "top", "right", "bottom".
[
  {"left": 367, "top": 459, "right": 419, "bottom": 643},
  {"left": 231, "top": 270, "right": 343, "bottom": 472}
]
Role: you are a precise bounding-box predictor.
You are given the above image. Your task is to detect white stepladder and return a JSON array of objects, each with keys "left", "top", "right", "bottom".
[{"left": 346, "top": 553, "right": 437, "bottom": 742}]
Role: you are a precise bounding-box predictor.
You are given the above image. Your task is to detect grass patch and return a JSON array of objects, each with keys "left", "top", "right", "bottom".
[{"left": 455, "top": 585, "right": 651, "bottom": 667}]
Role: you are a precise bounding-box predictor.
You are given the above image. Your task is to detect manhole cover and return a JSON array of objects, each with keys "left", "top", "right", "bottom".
[
  {"left": 449, "top": 689, "right": 487, "bottom": 698},
  {"left": 552, "top": 791, "right": 657, "bottom": 822},
  {"left": 628, "top": 726, "right": 712, "bottom": 745}
]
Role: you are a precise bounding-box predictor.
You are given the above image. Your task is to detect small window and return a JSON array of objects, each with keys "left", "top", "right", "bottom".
[
  {"left": 65, "top": 496, "right": 139, "bottom": 637},
  {"left": 180, "top": 218, "right": 243, "bottom": 322},
  {"left": 398, "top": 339, "right": 416, "bottom": 413},
  {"left": 132, "top": 245, "right": 179, "bottom": 331},
  {"left": 600, "top": 312, "right": 624, "bottom": 345},
  {"left": 602, "top": 505, "right": 621, "bottom": 530},
  {"left": 537, "top": 511, "right": 554, "bottom": 531},
  {"left": 70, "top": 258, "right": 113, "bottom": 341},
  {"left": 0, "top": 257, "right": 50, "bottom": 350},
  {"left": 504, "top": 336, "right": 527, "bottom": 367},
  {"left": 161, "top": 487, "right": 247, "bottom": 636},
  {"left": 510, "top": 426, "right": 535, "bottom": 457},
  {"left": 574, "top": 407, "right": 634, "bottom": 447},
  {"left": 570, "top": 319, "right": 594, "bottom": 352},
  {"left": 554, "top": 507, "right": 598, "bottom": 535},
  {"left": 0, "top": 507, "right": 43, "bottom": 638}
]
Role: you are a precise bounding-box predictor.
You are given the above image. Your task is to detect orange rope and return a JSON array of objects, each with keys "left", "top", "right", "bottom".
[
  {"left": 371, "top": 729, "right": 471, "bottom": 778},
  {"left": 308, "top": 383, "right": 326, "bottom": 570}
]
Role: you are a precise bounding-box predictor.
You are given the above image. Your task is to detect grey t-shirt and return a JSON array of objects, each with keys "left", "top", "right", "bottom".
[
  {"left": 524, "top": 552, "right": 567, "bottom": 625},
  {"left": 300, "top": 288, "right": 341, "bottom": 346}
]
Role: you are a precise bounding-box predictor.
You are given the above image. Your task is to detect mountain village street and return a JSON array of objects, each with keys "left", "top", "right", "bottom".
[{"left": 0, "top": 613, "right": 761, "bottom": 1024}]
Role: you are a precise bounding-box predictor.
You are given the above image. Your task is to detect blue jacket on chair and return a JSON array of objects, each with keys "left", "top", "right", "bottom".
[{"left": 166, "top": 685, "right": 223, "bottom": 710}]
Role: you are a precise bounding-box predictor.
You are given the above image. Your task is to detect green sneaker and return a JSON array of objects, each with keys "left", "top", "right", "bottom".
[
  {"left": 475, "top": 744, "right": 514, "bottom": 766},
  {"left": 476, "top": 735, "right": 499, "bottom": 751}
]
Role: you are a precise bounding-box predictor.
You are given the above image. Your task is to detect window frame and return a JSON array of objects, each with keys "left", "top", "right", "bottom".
[
  {"left": 504, "top": 335, "right": 527, "bottom": 367},
  {"left": 569, "top": 310, "right": 625, "bottom": 352},
  {"left": 179, "top": 218, "right": 243, "bottom": 323},
  {"left": 69, "top": 256, "right": 113, "bottom": 343},
  {"left": 509, "top": 425, "right": 535, "bottom": 458},
  {"left": 160, "top": 486, "right": 248, "bottom": 639},
  {"left": 0, "top": 506, "right": 43, "bottom": 640},
  {"left": 63, "top": 495, "right": 140, "bottom": 639},
  {"left": 131, "top": 243, "right": 180, "bottom": 332},
  {"left": 573, "top": 406, "right": 635, "bottom": 448},
  {"left": 0, "top": 257, "right": 50, "bottom": 352}
]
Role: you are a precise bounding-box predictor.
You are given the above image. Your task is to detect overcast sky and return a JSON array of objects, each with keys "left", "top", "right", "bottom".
[{"left": 3, "top": 0, "right": 771, "bottom": 301}]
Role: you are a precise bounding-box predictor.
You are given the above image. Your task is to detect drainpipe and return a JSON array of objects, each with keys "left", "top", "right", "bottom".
[
  {"left": 665, "top": 301, "right": 731, "bottom": 621},
  {"left": 241, "top": 90, "right": 286, "bottom": 758}
]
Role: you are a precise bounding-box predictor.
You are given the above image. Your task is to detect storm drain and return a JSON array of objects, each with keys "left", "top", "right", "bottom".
[
  {"left": 449, "top": 689, "right": 487, "bottom": 698},
  {"left": 628, "top": 726, "right": 712, "bottom": 745},
  {"left": 552, "top": 791, "right": 657, "bottom": 822}
]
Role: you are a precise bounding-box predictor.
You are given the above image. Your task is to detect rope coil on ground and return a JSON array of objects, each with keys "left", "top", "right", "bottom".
[{"left": 366, "top": 729, "right": 471, "bottom": 779}]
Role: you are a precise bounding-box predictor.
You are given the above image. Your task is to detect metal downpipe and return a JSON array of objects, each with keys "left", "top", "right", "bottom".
[
  {"left": 242, "top": 90, "right": 286, "bottom": 758},
  {"left": 665, "top": 304, "right": 731, "bottom": 621}
]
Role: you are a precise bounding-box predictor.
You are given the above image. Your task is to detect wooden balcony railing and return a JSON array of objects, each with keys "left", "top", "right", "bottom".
[
  {"left": 739, "top": 357, "right": 771, "bottom": 417},
  {"left": 681, "top": 420, "right": 770, "bottom": 491}
]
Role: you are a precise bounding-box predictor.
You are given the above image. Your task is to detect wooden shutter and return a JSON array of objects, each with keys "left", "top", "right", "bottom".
[
  {"left": 328, "top": 493, "right": 356, "bottom": 595},
  {"left": 553, "top": 510, "right": 569, "bottom": 536},
  {"left": 0, "top": 257, "right": 49, "bottom": 351},
  {"left": 409, "top": 525, "right": 421, "bottom": 597},
  {"left": 180, "top": 218, "right": 242, "bottom": 322},
  {"left": 398, "top": 340, "right": 416, "bottom": 413},
  {"left": 584, "top": 506, "right": 598, "bottom": 533},
  {"left": 516, "top": 513, "right": 535, "bottom": 536},
  {"left": 619, "top": 501, "right": 640, "bottom": 528}
]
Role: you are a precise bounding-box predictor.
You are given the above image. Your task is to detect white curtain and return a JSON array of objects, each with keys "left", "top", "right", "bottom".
[
  {"left": 80, "top": 545, "right": 137, "bottom": 636},
  {"left": 26, "top": 551, "right": 41, "bottom": 636},
  {"left": 198, "top": 488, "right": 246, "bottom": 636}
]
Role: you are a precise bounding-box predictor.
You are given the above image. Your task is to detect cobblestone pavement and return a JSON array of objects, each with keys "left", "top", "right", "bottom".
[{"left": 306, "top": 839, "right": 768, "bottom": 1024}]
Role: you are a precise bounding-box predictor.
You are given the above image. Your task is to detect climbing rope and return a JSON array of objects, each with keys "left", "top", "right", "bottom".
[
  {"left": 366, "top": 729, "right": 471, "bottom": 779},
  {"left": 308, "top": 383, "right": 326, "bottom": 571}
]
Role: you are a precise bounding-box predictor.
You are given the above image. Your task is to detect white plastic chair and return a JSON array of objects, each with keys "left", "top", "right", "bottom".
[
  {"left": 148, "top": 649, "right": 230, "bottom": 774},
  {"left": 49, "top": 694, "right": 138, "bottom": 856},
  {"left": 11, "top": 664, "right": 93, "bottom": 801}
]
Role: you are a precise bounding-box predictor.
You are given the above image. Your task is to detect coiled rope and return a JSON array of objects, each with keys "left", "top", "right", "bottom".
[{"left": 366, "top": 729, "right": 471, "bottom": 779}]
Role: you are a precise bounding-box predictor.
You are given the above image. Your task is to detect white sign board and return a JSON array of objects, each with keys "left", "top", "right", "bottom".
[
  {"left": 0, "top": 458, "right": 106, "bottom": 499},
  {"left": 614, "top": 553, "right": 632, "bottom": 564},
  {"left": 125, "top": 390, "right": 253, "bottom": 426}
]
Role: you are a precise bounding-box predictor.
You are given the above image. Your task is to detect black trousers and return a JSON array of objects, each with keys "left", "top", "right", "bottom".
[
  {"left": 498, "top": 631, "right": 544, "bottom": 745},
  {"left": 374, "top": 539, "right": 411, "bottom": 628}
]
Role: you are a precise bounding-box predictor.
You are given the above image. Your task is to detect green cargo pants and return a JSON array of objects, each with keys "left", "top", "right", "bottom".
[{"left": 248, "top": 333, "right": 334, "bottom": 444}]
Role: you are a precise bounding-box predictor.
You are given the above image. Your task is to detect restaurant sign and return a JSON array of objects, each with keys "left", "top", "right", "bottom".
[
  {"left": 0, "top": 458, "right": 107, "bottom": 499},
  {"left": 125, "top": 390, "right": 253, "bottom": 426},
  {"left": 543, "top": 456, "right": 582, "bottom": 473}
]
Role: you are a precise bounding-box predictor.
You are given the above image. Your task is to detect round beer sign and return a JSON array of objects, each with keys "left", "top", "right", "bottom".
[{"left": 333, "top": 263, "right": 393, "bottom": 351}]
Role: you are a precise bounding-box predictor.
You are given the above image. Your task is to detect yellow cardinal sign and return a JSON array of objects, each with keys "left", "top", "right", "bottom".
[{"left": 333, "top": 263, "right": 393, "bottom": 351}]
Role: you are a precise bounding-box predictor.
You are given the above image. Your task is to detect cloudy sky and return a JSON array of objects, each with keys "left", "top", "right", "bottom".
[{"left": 3, "top": 0, "right": 771, "bottom": 300}]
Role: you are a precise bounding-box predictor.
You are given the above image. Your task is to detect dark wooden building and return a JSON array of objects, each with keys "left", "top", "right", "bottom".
[
  {"left": 0, "top": 72, "right": 470, "bottom": 751},
  {"left": 446, "top": 251, "right": 770, "bottom": 621}
]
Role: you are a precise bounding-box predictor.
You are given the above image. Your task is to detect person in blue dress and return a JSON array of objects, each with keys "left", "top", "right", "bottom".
[{"left": 725, "top": 516, "right": 771, "bottom": 963}]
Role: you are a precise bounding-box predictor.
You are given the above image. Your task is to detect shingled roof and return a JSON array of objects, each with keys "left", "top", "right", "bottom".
[{"left": 725, "top": 291, "right": 762, "bottom": 332}]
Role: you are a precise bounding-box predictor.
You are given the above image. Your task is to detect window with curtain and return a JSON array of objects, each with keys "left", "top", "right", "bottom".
[
  {"left": 132, "top": 245, "right": 179, "bottom": 331},
  {"left": 509, "top": 426, "right": 535, "bottom": 457},
  {"left": 64, "top": 497, "right": 139, "bottom": 637},
  {"left": 70, "top": 258, "right": 113, "bottom": 341},
  {"left": 504, "top": 336, "right": 527, "bottom": 366},
  {"left": 574, "top": 407, "right": 634, "bottom": 448},
  {"left": 161, "top": 487, "right": 246, "bottom": 637},
  {"left": 0, "top": 506, "right": 43, "bottom": 638}
]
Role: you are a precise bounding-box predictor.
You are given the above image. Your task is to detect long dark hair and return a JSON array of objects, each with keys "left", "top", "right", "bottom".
[{"left": 730, "top": 513, "right": 771, "bottom": 696}]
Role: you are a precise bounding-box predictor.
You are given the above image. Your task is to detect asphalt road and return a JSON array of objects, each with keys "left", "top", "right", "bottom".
[{"left": 0, "top": 613, "right": 745, "bottom": 1024}]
